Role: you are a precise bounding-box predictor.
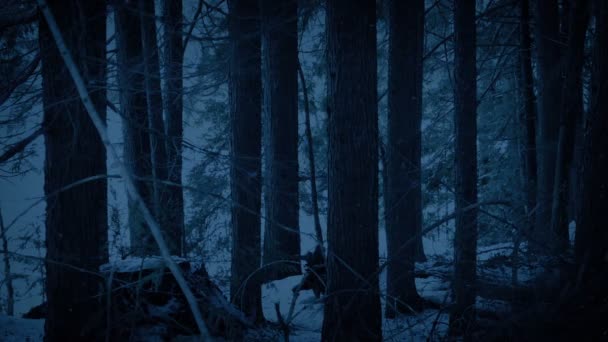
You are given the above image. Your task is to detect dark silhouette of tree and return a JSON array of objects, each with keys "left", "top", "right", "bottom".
[
  {"left": 39, "top": 0, "right": 108, "bottom": 339},
  {"left": 321, "top": 0, "right": 382, "bottom": 340},
  {"left": 227, "top": 0, "right": 264, "bottom": 323},
  {"left": 162, "top": 0, "right": 186, "bottom": 256},
  {"left": 550, "top": 0, "right": 590, "bottom": 253},
  {"left": 260, "top": 0, "right": 301, "bottom": 282},
  {"left": 385, "top": 0, "right": 425, "bottom": 318},
  {"left": 115, "top": 0, "right": 157, "bottom": 256},
  {"left": 449, "top": 0, "right": 478, "bottom": 339}
]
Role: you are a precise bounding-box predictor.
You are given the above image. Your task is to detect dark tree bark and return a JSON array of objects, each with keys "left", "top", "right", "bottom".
[
  {"left": 533, "top": 0, "right": 563, "bottom": 251},
  {"left": 39, "top": 0, "right": 108, "bottom": 339},
  {"left": 574, "top": 0, "right": 608, "bottom": 276},
  {"left": 260, "top": 0, "right": 301, "bottom": 282},
  {"left": 321, "top": 0, "right": 382, "bottom": 340},
  {"left": 138, "top": 0, "right": 179, "bottom": 255},
  {"left": 115, "top": 1, "right": 157, "bottom": 256},
  {"left": 162, "top": 0, "right": 186, "bottom": 256},
  {"left": 518, "top": 0, "right": 537, "bottom": 240},
  {"left": 385, "top": 0, "right": 425, "bottom": 318},
  {"left": 227, "top": 0, "right": 264, "bottom": 323},
  {"left": 449, "top": 0, "right": 478, "bottom": 339},
  {"left": 550, "top": 0, "right": 590, "bottom": 253}
]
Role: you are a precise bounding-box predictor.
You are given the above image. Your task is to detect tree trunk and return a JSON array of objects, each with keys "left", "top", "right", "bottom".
[
  {"left": 550, "top": 0, "right": 590, "bottom": 253},
  {"left": 385, "top": 0, "right": 425, "bottom": 319},
  {"left": 0, "top": 207, "right": 14, "bottom": 316},
  {"left": 449, "top": 0, "right": 478, "bottom": 339},
  {"left": 518, "top": 0, "right": 538, "bottom": 242},
  {"left": 574, "top": 0, "right": 608, "bottom": 276},
  {"left": 533, "top": 0, "right": 563, "bottom": 252},
  {"left": 39, "top": 0, "right": 108, "bottom": 339},
  {"left": 162, "top": 0, "right": 186, "bottom": 257},
  {"left": 138, "top": 0, "right": 179, "bottom": 255},
  {"left": 321, "top": 1, "right": 382, "bottom": 340},
  {"left": 227, "top": 0, "right": 264, "bottom": 323},
  {"left": 260, "top": 0, "right": 301, "bottom": 282},
  {"left": 115, "top": 0, "right": 157, "bottom": 256}
]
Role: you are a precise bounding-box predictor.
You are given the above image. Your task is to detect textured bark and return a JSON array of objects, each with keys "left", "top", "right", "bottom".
[
  {"left": 138, "top": 0, "right": 178, "bottom": 255},
  {"left": 321, "top": 0, "right": 382, "bottom": 340},
  {"left": 550, "top": 0, "right": 590, "bottom": 253},
  {"left": 449, "top": 0, "right": 478, "bottom": 339},
  {"left": 115, "top": 1, "right": 157, "bottom": 256},
  {"left": 39, "top": 0, "right": 108, "bottom": 339},
  {"left": 261, "top": 0, "right": 301, "bottom": 282},
  {"left": 227, "top": 0, "right": 264, "bottom": 323},
  {"left": 162, "top": 0, "right": 185, "bottom": 256},
  {"left": 385, "top": 0, "right": 425, "bottom": 318},
  {"left": 574, "top": 0, "right": 608, "bottom": 275},
  {"left": 533, "top": 0, "right": 563, "bottom": 251},
  {"left": 518, "top": 0, "right": 537, "bottom": 240}
]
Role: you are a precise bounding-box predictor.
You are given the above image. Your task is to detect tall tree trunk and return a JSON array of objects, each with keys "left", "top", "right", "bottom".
[
  {"left": 39, "top": 0, "right": 108, "bottom": 339},
  {"left": 138, "top": 0, "right": 179, "bottom": 255},
  {"left": 227, "top": 0, "right": 264, "bottom": 323},
  {"left": 550, "top": 0, "right": 590, "bottom": 253},
  {"left": 162, "top": 0, "right": 185, "bottom": 256},
  {"left": 574, "top": 0, "right": 608, "bottom": 276},
  {"left": 449, "top": 0, "right": 478, "bottom": 339},
  {"left": 298, "top": 60, "right": 324, "bottom": 248},
  {"left": 534, "top": 0, "right": 563, "bottom": 252},
  {"left": 260, "top": 0, "right": 301, "bottom": 282},
  {"left": 115, "top": 1, "right": 157, "bottom": 256},
  {"left": 518, "top": 0, "right": 538, "bottom": 242},
  {"left": 0, "top": 206, "right": 14, "bottom": 316},
  {"left": 321, "top": 0, "right": 382, "bottom": 340},
  {"left": 385, "top": 0, "right": 425, "bottom": 319}
]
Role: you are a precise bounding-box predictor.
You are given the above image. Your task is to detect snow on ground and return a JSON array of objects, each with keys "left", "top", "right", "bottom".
[{"left": 0, "top": 314, "right": 43, "bottom": 342}]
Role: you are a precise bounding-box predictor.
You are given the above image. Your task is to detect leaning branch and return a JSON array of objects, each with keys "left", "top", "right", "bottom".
[
  {"left": 0, "top": 127, "right": 43, "bottom": 165},
  {"left": 36, "top": 1, "right": 211, "bottom": 339}
]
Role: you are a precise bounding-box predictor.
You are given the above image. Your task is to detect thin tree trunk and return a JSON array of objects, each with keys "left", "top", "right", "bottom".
[
  {"left": 0, "top": 206, "right": 14, "bottom": 316},
  {"left": 261, "top": 0, "right": 301, "bottom": 282},
  {"left": 115, "top": 0, "right": 156, "bottom": 256},
  {"left": 550, "top": 0, "right": 590, "bottom": 253},
  {"left": 138, "top": 0, "right": 178, "bottom": 254},
  {"left": 574, "top": 0, "right": 608, "bottom": 274},
  {"left": 449, "top": 0, "right": 478, "bottom": 339},
  {"left": 162, "top": 0, "right": 185, "bottom": 257},
  {"left": 533, "top": 0, "right": 563, "bottom": 252},
  {"left": 385, "top": 0, "right": 425, "bottom": 319},
  {"left": 298, "top": 60, "right": 324, "bottom": 248},
  {"left": 227, "top": 0, "right": 264, "bottom": 323},
  {"left": 39, "top": 0, "right": 108, "bottom": 338},
  {"left": 321, "top": 0, "right": 382, "bottom": 340},
  {"left": 518, "top": 0, "right": 537, "bottom": 241}
]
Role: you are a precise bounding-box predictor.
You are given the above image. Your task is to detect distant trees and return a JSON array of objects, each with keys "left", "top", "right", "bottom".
[
  {"left": 227, "top": 0, "right": 264, "bottom": 323},
  {"left": 260, "top": 0, "right": 301, "bottom": 282},
  {"left": 449, "top": 0, "right": 478, "bottom": 338},
  {"left": 385, "top": 0, "right": 425, "bottom": 318},
  {"left": 321, "top": 0, "right": 382, "bottom": 340},
  {"left": 39, "top": 0, "right": 108, "bottom": 339}
]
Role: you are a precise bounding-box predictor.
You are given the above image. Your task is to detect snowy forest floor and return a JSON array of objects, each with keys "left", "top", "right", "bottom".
[{"left": 1, "top": 240, "right": 545, "bottom": 341}]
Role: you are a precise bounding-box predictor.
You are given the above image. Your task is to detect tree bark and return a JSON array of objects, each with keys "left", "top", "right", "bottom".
[
  {"left": 449, "top": 0, "right": 478, "bottom": 339},
  {"left": 162, "top": 0, "right": 186, "bottom": 257},
  {"left": 533, "top": 0, "right": 563, "bottom": 252},
  {"left": 227, "top": 0, "right": 264, "bottom": 323},
  {"left": 115, "top": 0, "right": 157, "bottom": 256},
  {"left": 321, "top": 0, "right": 382, "bottom": 340},
  {"left": 574, "top": 0, "right": 608, "bottom": 276},
  {"left": 138, "top": 0, "right": 180, "bottom": 255},
  {"left": 385, "top": 0, "right": 425, "bottom": 319},
  {"left": 518, "top": 0, "right": 537, "bottom": 241},
  {"left": 260, "top": 0, "right": 301, "bottom": 282},
  {"left": 39, "top": 0, "right": 108, "bottom": 339},
  {"left": 550, "top": 0, "right": 590, "bottom": 253}
]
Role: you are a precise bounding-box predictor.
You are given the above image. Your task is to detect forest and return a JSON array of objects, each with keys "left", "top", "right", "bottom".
[{"left": 0, "top": 0, "right": 607, "bottom": 341}]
